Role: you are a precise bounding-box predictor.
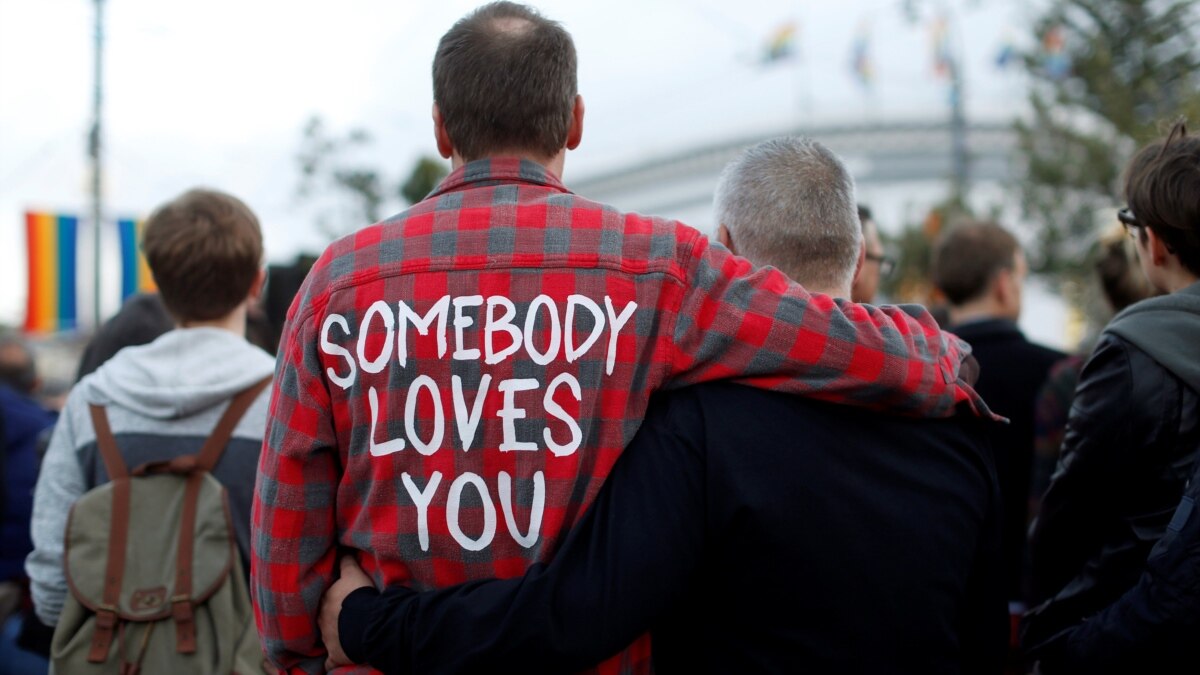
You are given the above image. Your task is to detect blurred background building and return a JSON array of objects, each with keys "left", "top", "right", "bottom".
[{"left": 3, "top": 0, "right": 1198, "bottom": 375}]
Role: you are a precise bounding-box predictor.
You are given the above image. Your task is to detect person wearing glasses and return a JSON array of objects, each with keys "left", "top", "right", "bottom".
[
  {"left": 1023, "top": 119, "right": 1200, "bottom": 673},
  {"left": 852, "top": 204, "right": 894, "bottom": 303}
]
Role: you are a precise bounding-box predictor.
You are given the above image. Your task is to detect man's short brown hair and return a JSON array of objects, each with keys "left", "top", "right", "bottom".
[
  {"left": 932, "top": 221, "right": 1020, "bottom": 306},
  {"left": 433, "top": 1, "right": 577, "bottom": 161},
  {"left": 1125, "top": 119, "right": 1200, "bottom": 277},
  {"left": 142, "top": 189, "right": 263, "bottom": 322}
]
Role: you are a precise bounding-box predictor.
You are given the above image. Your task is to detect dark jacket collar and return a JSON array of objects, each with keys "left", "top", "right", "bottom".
[{"left": 948, "top": 317, "right": 1025, "bottom": 343}]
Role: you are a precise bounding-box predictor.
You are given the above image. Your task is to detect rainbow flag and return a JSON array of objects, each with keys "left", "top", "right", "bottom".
[
  {"left": 850, "top": 21, "right": 873, "bottom": 87},
  {"left": 994, "top": 32, "right": 1018, "bottom": 69},
  {"left": 24, "top": 211, "right": 78, "bottom": 334},
  {"left": 762, "top": 21, "right": 798, "bottom": 64},
  {"left": 118, "top": 217, "right": 157, "bottom": 300},
  {"left": 930, "top": 15, "right": 952, "bottom": 78},
  {"left": 1041, "top": 25, "right": 1071, "bottom": 81}
]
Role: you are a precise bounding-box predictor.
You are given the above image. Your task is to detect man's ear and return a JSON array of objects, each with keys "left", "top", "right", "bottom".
[
  {"left": 566, "top": 95, "right": 585, "bottom": 150},
  {"left": 992, "top": 267, "right": 1014, "bottom": 307},
  {"left": 433, "top": 103, "right": 454, "bottom": 160},
  {"left": 852, "top": 240, "right": 866, "bottom": 285},
  {"left": 717, "top": 224, "right": 736, "bottom": 254},
  {"left": 249, "top": 267, "right": 268, "bottom": 304},
  {"left": 1145, "top": 227, "right": 1172, "bottom": 266}
]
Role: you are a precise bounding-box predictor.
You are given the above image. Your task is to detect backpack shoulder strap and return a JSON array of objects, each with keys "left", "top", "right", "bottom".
[
  {"left": 88, "top": 404, "right": 130, "bottom": 480},
  {"left": 84, "top": 404, "right": 131, "bottom": 663},
  {"left": 170, "top": 376, "right": 271, "bottom": 654},
  {"left": 194, "top": 377, "right": 272, "bottom": 472}
]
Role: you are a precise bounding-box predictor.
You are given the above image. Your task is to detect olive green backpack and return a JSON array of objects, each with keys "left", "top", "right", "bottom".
[{"left": 51, "top": 379, "right": 273, "bottom": 675}]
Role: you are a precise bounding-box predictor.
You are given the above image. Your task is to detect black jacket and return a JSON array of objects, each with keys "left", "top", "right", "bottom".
[
  {"left": 340, "top": 384, "right": 1008, "bottom": 674},
  {"left": 1024, "top": 283, "right": 1200, "bottom": 664},
  {"left": 1033, "top": 458, "right": 1200, "bottom": 674},
  {"left": 950, "top": 319, "right": 1065, "bottom": 603}
]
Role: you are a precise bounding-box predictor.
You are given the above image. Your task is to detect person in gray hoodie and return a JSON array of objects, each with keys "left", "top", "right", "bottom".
[
  {"left": 1024, "top": 119, "right": 1200, "bottom": 672},
  {"left": 25, "top": 188, "right": 275, "bottom": 630}
]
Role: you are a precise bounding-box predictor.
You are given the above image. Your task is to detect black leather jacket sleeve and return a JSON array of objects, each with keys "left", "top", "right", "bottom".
[
  {"left": 1026, "top": 330, "right": 1199, "bottom": 664},
  {"left": 1037, "top": 464, "right": 1200, "bottom": 674},
  {"left": 1028, "top": 334, "right": 1149, "bottom": 603}
]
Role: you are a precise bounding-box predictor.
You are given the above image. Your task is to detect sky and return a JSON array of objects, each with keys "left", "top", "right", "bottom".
[{"left": 0, "top": 0, "right": 1037, "bottom": 329}]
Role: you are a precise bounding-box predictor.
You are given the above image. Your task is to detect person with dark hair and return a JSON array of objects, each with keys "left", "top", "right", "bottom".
[
  {"left": 0, "top": 333, "right": 39, "bottom": 397},
  {"left": 74, "top": 294, "right": 175, "bottom": 382},
  {"left": 315, "top": 138, "right": 1007, "bottom": 675},
  {"left": 26, "top": 189, "right": 275, "bottom": 634},
  {"left": 0, "top": 333, "right": 51, "bottom": 581},
  {"left": 251, "top": 3, "right": 989, "bottom": 672},
  {"left": 932, "top": 221, "right": 1066, "bottom": 662},
  {"left": 77, "top": 289, "right": 281, "bottom": 382},
  {"left": 0, "top": 375, "right": 56, "bottom": 673},
  {"left": 1023, "top": 119, "right": 1200, "bottom": 672},
  {"left": 852, "top": 204, "right": 892, "bottom": 303}
]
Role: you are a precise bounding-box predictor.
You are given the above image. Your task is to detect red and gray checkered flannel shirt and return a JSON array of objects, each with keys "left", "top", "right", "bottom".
[{"left": 252, "top": 158, "right": 988, "bottom": 674}]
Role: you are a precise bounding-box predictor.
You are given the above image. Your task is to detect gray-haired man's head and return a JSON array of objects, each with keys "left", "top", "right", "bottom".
[{"left": 713, "top": 137, "right": 863, "bottom": 295}]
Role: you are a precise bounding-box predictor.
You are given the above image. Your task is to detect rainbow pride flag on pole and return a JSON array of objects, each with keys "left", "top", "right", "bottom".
[
  {"left": 850, "top": 21, "right": 874, "bottom": 87},
  {"left": 24, "top": 211, "right": 79, "bottom": 334},
  {"left": 762, "top": 21, "right": 798, "bottom": 64},
  {"left": 117, "top": 217, "right": 156, "bottom": 300}
]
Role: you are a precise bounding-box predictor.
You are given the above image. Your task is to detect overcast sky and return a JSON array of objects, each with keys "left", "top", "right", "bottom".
[{"left": 0, "top": 0, "right": 1034, "bottom": 327}]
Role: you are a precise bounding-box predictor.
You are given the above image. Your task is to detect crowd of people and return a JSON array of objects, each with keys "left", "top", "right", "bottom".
[{"left": 0, "top": 2, "right": 1197, "bottom": 674}]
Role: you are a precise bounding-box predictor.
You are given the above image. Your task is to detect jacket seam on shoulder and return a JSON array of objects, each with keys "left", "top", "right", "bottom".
[{"left": 301, "top": 256, "right": 690, "bottom": 324}]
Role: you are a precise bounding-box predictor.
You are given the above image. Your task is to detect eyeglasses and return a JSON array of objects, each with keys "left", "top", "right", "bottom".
[
  {"left": 865, "top": 252, "right": 895, "bottom": 277},
  {"left": 1118, "top": 207, "right": 1142, "bottom": 238}
]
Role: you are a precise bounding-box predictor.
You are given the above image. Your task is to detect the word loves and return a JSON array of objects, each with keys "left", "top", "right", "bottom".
[{"left": 319, "top": 293, "right": 638, "bottom": 551}]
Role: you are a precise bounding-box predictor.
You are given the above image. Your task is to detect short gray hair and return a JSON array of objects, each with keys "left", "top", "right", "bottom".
[{"left": 714, "top": 137, "right": 862, "bottom": 291}]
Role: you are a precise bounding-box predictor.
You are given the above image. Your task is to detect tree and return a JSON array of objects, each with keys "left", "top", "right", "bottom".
[
  {"left": 1016, "top": 0, "right": 1200, "bottom": 280},
  {"left": 295, "top": 116, "right": 384, "bottom": 239},
  {"left": 295, "top": 115, "right": 448, "bottom": 240},
  {"left": 400, "top": 156, "right": 449, "bottom": 205}
]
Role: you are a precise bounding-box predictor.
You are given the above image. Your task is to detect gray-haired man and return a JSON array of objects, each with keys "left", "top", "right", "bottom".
[
  {"left": 714, "top": 137, "right": 864, "bottom": 297},
  {"left": 318, "top": 137, "right": 1006, "bottom": 675}
]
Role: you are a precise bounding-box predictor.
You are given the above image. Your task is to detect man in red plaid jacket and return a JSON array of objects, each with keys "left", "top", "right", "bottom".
[{"left": 251, "top": 3, "right": 989, "bottom": 673}]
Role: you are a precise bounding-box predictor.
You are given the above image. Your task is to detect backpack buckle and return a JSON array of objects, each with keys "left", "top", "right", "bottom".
[
  {"left": 171, "top": 596, "right": 197, "bottom": 654},
  {"left": 88, "top": 606, "right": 118, "bottom": 662}
]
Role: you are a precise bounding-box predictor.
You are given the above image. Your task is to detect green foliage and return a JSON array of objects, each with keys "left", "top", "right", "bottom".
[
  {"left": 295, "top": 115, "right": 449, "bottom": 240},
  {"left": 1016, "top": 0, "right": 1200, "bottom": 277},
  {"left": 400, "top": 157, "right": 449, "bottom": 205}
]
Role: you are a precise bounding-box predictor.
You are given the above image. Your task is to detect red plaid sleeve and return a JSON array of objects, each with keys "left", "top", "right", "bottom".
[
  {"left": 252, "top": 270, "right": 342, "bottom": 674},
  {"left": 668, "top": 231, "right": 988, "bottom": 418}
]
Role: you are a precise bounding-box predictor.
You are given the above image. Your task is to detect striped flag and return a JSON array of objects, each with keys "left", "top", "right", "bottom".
[
  {"left": 762, "top": 21, "right": 798, "bottom": 64},
  {"left": 24, "top": 211, "right": 78, "bottom": 333},
  {"left": 850, "top": 21, "right": 873, "bottom": 87},
  {"left": 930, "top": 15, "right": 952, "bottom": 78},
  {"left": 995, "top": 32, "right": 1017, "bottom": 69},
  {"left": 117, "top": 217, "right": 157, "bottom": 300},
  {"left": 1042, "top": 25, "right": 1071, "bottom": 80}
]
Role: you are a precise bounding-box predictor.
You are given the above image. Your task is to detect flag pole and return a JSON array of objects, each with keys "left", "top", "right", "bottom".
[
  {"left": 796, "top": 1, "right": 812, "bottom": 121},
  {"left": 948, "top": 11, "right": 969, "bottom": 204},
  {"left": 89, "top": 0, "right": 105, "bottom": 329}
]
